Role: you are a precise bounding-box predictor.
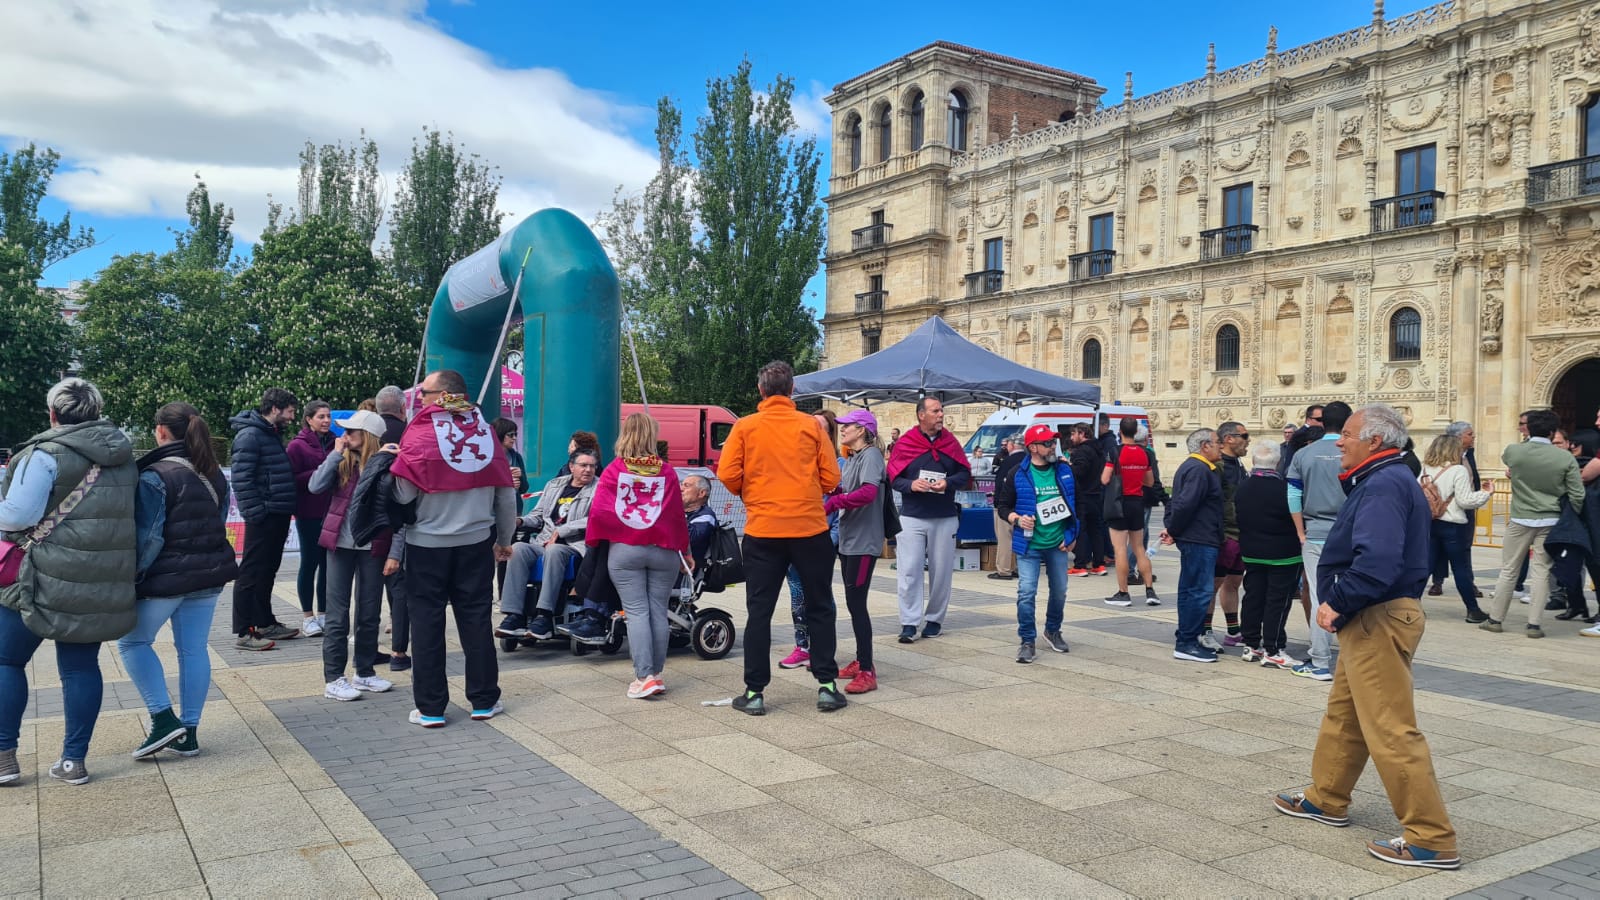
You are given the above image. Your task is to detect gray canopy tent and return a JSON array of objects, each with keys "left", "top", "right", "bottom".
[{"left": 793, "top": 316, "right": 1101, "bottom": 408}]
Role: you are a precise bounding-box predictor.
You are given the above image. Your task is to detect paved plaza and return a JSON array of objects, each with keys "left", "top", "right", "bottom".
[{"left": 6, "top": 544, "right": 1600, "bottom": 898}]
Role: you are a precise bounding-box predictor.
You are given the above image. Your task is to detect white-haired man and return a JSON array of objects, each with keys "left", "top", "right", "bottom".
[{"left": 1274, "top": 404, "right": 1460, "bottom": 870}]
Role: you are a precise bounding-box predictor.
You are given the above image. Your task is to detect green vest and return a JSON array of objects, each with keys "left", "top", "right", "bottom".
[{"left": 1, "top": 421, "right": 138, "bottom": 642}]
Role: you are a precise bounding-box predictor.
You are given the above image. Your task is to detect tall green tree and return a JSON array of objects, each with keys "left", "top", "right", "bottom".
[
  {"left": 597, "top": 64, "right": 825, "bottom": 412},
  {"left": 78, "top": 254, "right": 242, "bottom": 430},
  {"left": 171, "top": 176, "right": 236, "bottom": 271},
  {"left": 389, "top": 129, "right": 505, "bottom": 299},
  {"left": 0, "top": 144, "right": 96, "bottom": 273},
  {"left": 0, "top": 241, "right": 72, "bottom": 449},
  {"left": 232, "top": 217, "right": 415, "bottom": 409},
  {"left": 273, "top": 133, "right": 383, "bottom": 245}
]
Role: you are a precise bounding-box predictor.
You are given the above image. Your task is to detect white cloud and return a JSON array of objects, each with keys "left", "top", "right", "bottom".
[
  {"left": 788, "top": 80, "right": 833, "bottom": 141},
  {"left": 0, "top": 0, "right": 660, "bottom": 244}
]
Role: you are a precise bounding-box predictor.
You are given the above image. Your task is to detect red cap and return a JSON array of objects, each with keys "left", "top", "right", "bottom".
[{"left": 1023, "top": 424, "right": 1057, "bottom": 446}]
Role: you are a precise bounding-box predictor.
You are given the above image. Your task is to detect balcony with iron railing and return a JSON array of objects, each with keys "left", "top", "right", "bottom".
[
  {"left": 1529, "top": 156, "right": 1600, "bottom": 205},
  {"left": 965, "top": 269, "right": 1004, "bottom": 297},
  {"left": 851, "top": 223, "right": 893, "bottom": 251},
  {"left": 855, "top": 290, "right": 886, "bottom": 313},
  {"left": 1068, "top": 249, "right": 1114, "bottom": 282},
  {"left": 1199, "top": 224, "right": 1258, "bottom": 261},
  {"left": 1370, "top": 190, "right": 1444, "bottom": 233}
]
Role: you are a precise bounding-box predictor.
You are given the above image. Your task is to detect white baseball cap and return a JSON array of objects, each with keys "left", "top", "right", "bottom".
[{"left": 335, "top": 410, "right": 386, "bottom": 438}]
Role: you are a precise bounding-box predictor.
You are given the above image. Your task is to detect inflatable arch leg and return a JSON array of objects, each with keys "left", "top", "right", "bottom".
[{"left": 422, "top": 208, "right": 621, "bottom": 486}]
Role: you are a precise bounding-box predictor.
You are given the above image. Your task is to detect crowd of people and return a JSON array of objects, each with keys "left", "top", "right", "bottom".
[{"left": 2, "top": 364, "right": 1597, "bottom": 873}]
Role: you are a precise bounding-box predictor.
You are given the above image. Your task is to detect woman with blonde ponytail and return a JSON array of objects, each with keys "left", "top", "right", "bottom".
[{"left": 120, "top": 402, "right": 239, "bottom": 760}]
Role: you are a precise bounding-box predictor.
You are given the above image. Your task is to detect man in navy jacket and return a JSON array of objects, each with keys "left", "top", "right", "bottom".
[
  {"left": 228, "top": 388, "right": 301, "bottom": 648},
  {"left": 1273, "top": 404, "right": 1460, "bottom": 872},
  {"left": 995, "top": 425, "right": 1079, "bottom": 663},
  {"left": 1160, "top": 428, "right": 1224, "bottom": 662}
]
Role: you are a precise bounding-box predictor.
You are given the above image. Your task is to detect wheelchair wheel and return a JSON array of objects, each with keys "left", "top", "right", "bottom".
[
  {"left": 571, "top": 636, "right": 591, "bottom": 656},
  {"left": 500, "top": 637, "right": 520, "bottom": 653},
  {"left": 692, "top": 610, "right": 735, "bottom": 660}
]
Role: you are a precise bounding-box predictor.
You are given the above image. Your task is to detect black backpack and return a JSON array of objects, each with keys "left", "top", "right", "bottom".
[{"left": 701, "top": 522, "right": 745, "bottom": 592}]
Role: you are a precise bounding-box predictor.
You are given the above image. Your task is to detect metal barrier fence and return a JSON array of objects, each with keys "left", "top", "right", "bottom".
[{"left": 1472, "top": 481, "right": 1513, "bottom": 549}]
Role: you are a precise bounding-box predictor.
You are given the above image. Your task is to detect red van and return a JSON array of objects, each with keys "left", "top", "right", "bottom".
[{"left": 621, "top": 403, "right": 739, "bottom": 471}]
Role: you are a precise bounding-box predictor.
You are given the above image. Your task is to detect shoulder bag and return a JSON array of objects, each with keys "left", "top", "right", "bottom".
[{"left": 0, "top": 465, "right": 102, "bottom": 587}]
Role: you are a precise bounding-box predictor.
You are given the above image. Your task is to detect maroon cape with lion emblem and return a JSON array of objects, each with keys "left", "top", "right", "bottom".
[{"left": 390, "top": 402, "right": 514, "bottom": 493}]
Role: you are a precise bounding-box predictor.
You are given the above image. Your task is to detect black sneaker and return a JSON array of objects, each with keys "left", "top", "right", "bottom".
[
  {"left": 921, "top": 622, "right": 942, "bottom": 639},
  {"left": 817, "top": 683, "right": 848, "bottom": 712},
  {"left": 898, "top": 625, "right": 917, "bottom": 644},
  {"left": 568, "top": 610, "right": 608, "bottom": 644},
  {"left": 371, "top": 652, "right": 392, "bottom": 665},
  {"left": 166, "top": 728, "right": 200, "bottom": 758},
  {"left": 1144, "top": 587, "right": 1162, "bottom": 606},
  {"left": 494, "top": 614, "right": 529, "bottom": 638},
  {"left": 258, "top": 622, "right": 301, "bottom": 641},
  {"left": 527, "top": 611, "right": 555, "bottom": 640},
  {"left": 732, "top": 691, "right": 766, "bottom": 716},
  {"left": 1016, "top": 641, "right": 1036, "bottom": 664},
  {"left": 1104, "top": 592, "right": 1133, "bottom": 608},
  {"left": 389, "top": 654, "right": 412, "bottom": 672},
  {"left": 1043, "top": 631, "right": 1070, "bottom": 653}
]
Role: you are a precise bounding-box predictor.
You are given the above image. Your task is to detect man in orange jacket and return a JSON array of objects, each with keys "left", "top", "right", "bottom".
[{"left": 718, "top": 361, "right": 844, "bottom": 715}]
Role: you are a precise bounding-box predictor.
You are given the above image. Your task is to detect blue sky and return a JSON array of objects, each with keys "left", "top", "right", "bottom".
[{"left": 8, "top": 0, "right": 1386, "bottom": 304}]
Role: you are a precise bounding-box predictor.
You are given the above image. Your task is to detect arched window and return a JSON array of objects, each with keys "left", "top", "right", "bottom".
[
  {"left": 909, "top": 91, "right": 926, "bottom": 151},
  {"left": 947, "top": 90, "right": 969, "bottom": 151},
  {"left": 1082, "top": 339, "right": 1102, "bottom": 380},
  {"left": 846, "top": 115, "right": 862, "bottom": 172},
  {"left": 876, "top": 105, "right": 892, "bottom": 163},
  {"left": 1389, "top": 308, "right": 1422, "bottom": 361},
  {"left": 1215, "top": 325, "right": 1241, "bottom": 371}
]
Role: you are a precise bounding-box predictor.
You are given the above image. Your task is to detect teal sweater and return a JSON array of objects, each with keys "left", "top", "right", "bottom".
[{"left": 1502, "top": 439, "right": 1585, "bottom": 520}]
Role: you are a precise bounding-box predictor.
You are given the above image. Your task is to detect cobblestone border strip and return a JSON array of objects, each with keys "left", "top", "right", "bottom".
[
  {"left": 1453, "top": 847, "right": 1600, "bottom": 899},
  {"left": 268, "top": 690, "right": 755, "bottom": 899}
]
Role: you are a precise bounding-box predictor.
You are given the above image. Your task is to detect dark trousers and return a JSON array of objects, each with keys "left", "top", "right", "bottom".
[
  {"left": 1554, "top": 549, "right": 1600, "bottom": 616},
  {"left": 405, "top": 539, "right": 500, "bottom": 717},
  {"left": 839, "top": 553, "right": 878, "bottom": 673},
  {"left": 742, "top": 531, "right": 838, "bottom": 690},
  {"left": 1428, "top": 520, "right": 1483, "bottom": 615},
  {"left": 324, "top": 548, "right": 384, "bottom": 681},
  {"left": 1240, "top": 562, "right": 1299, "bottom": 654},
  {"left": 232, "top": 513, "right": 291, "bottom": 635},
  {"left": 294, "top": 517, "right": 327, "bottom": 614},
  {"left": 1073, "top": 493, "right": 1105, "bottom": 568},
  {"left": 387, "top": 567, "right": 410, "bottom": 654}
]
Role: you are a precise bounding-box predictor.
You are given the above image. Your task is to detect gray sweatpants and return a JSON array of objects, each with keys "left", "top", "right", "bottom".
[
  {"left": 1301, "top": 540, "right": 1336, "bottom": 669},
  {"left": 502, "top": 541, "right": 583, "bottom": 615},
  {"left": 609, "top": 543, "right": 680, "bottom": 680},
  {"left": 896, "top": 515, "right": 959, "bottom": 627}
]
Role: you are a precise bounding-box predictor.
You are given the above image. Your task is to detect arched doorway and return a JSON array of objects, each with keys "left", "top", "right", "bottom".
[{"left": 1552, "top": 357, "right": 1600, "bottom": 434}]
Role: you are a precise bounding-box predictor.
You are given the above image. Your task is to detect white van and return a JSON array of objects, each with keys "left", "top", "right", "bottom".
[{"left": 964, "top": 404, "right": 1152, "bottom": 457}]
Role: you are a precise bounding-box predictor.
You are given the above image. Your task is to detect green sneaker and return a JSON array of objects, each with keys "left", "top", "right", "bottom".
[
  {"left": 731, "top": 690, "right": 766, "bottom": 717},
  {"left": 133, "top": 708, "right": 187, "bottom": 760},
  {"left": 165, "top": 727, "right": 200, "bottom": 758},
  {"left": 817, "top": 682, "right": 848, "bottom": 712}
]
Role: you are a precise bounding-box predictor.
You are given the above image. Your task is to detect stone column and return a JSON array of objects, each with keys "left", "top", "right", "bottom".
[
  {"left": 1452, "top": 251, "right": 1479, "bottom": 427},
  {"left": 1499, "top": 249, "right": 1525, "bottom": 432}
]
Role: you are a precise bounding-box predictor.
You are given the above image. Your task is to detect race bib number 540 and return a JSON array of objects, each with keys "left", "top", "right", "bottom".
[{"left": 1036, "top": 496, "right": 1072, "bottom": 525}]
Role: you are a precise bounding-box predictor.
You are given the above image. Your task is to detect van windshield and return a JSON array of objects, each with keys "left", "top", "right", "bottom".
[{"left": 965, "top": 425, "right": 1024, "bottom": 456}]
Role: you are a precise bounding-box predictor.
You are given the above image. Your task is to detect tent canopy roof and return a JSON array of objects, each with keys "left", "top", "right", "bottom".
[{"left": 793, "top": 316, "right": 1101, "bottom": 408}]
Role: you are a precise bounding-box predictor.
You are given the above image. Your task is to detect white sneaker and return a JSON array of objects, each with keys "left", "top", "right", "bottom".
[
  {"left": 301, "top": 617, "right": 323, "bottom": 637},
  {"left": 1198, "top": 632, "right": 1222, "bottom": 651},
  {"left": 324, "top": 678, "right": 362, "bottom": 701},
  {"left": 1515, "top": 590, "right": 1531, "bottom": 604},
  {"left": 1582, "top": 624, "right": 1600, "bottom": 638},
  {"left": 352, "top": 674, "right": 393, "bottom": 693}
]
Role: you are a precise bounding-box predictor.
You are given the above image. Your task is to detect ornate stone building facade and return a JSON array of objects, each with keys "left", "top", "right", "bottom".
[{"left": 821, "top": 0, "right": 1600, "bottom": 457}]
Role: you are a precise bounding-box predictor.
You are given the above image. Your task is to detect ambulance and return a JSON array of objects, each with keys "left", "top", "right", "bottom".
[{"left": 963, "top": 403, "right": 1152, "bottom": 457}]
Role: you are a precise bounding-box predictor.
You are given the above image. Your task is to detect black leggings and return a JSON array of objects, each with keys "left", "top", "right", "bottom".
[{"left": 839, "top": 553, "right": 879, "bottom": 672}]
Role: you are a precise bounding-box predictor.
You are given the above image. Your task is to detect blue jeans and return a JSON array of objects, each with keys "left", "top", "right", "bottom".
[
  {"left": 117, "top": 589, "right": 220, "bottom": 727},
  {"left": 1428, "top": 520, "right": 1482, "bottom": 614},
  {"left": 1016, "top": 545, "right": 1069, "bottom": 641},
  {"left": 0, "top": 606, "right": 103, "bottom": 759},
  {"left": 1175, "top": 541, "right": 1220, "bottom": 646}
]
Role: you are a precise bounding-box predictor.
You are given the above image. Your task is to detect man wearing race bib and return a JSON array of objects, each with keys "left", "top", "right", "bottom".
[{"left": 995, "top": 425, "right": 1079, "bottom": 663}]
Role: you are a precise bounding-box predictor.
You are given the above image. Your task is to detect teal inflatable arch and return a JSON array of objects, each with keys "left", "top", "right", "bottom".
[{"left": 422, "top": 208, "right": 621, "bottom": 486}]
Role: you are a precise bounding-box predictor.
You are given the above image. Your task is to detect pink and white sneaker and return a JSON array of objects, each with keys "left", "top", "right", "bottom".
[{"left": 778, "top": 647, "right": 811, "bottom": 669}]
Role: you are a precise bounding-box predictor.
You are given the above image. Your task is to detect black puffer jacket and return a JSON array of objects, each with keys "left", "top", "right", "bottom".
[
  {"left": 228, "top": 411, "right": 295, "bottom": 523},
  {"left": 348, "top": 451, "right": 408, "bottom": 547}
]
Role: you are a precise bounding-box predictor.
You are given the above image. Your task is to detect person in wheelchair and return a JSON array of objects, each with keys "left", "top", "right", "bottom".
[
  {"left": 495, "top": 448, "right": 599, "bottom": 640},
  {"left": 682, "top": 474, "right": 718, "bottom": 570}
]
